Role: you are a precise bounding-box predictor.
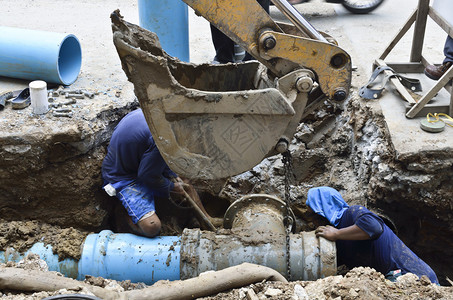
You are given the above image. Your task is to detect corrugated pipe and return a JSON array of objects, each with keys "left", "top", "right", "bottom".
[
  {"left": 0, "top": 194, "right": 336, "bottom": 284},
  {"left": 0, "top": 26, "right": 82, "bottom": 85}
]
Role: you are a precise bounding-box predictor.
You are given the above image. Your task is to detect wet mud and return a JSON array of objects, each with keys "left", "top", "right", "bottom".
[{"left": 0, "top": 219, "right": 87, "bottom": 260}]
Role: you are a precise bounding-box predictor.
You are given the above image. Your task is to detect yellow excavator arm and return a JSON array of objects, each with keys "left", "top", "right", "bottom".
[
  {"left": 186, "top": 0, "right": 351, "bottom": 100},
  {"left": 110, "top": 0, "right": 351, "bottom": 180}
]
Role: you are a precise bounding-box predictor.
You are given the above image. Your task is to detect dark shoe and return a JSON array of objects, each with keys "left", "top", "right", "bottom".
[
  {"left": 287, "top": 0, "right": 308, "bottom": 4},
  {"left": 11, "top": 88, "right": 31, "bottom": 110},
  {"left": 424, "top": 61, "right": 452, "bottom": 80}
]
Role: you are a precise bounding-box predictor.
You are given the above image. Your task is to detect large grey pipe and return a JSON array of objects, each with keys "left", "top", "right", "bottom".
[{"left": 181, "top": 194, "right": 336, "bottom": 281}]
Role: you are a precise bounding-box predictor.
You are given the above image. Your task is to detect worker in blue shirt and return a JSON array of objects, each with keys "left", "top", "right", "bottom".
[
  {"left": 102, "top": 108, "right": 212, "bottom": 237},
  {"left": 306, "top": 186, "right": 439, "bottom": 284}
]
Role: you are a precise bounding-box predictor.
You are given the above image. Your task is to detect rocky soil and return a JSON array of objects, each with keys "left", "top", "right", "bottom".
[{"left": 200, "top": 268, "right": 453, "bottom": 300}]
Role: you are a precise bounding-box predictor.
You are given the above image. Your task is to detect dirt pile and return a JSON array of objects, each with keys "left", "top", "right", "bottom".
[{"left": 200, "top": 267, "right": 453, "bottom": 300}]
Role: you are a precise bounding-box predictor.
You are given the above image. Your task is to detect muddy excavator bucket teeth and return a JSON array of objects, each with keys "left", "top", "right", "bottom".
[{"left": 111, "top": 11, "right": 309, "bottom": 180}]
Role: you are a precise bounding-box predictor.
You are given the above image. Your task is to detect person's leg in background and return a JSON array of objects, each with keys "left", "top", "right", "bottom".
[
  {"left": 210, "top": 24, "right": 235, "bottom": 63},
  {"left": 443, "top": 35, "right": 453, "bottom": 64},
  {"left": 424, "top": 35, "right": 453, "bottom": 80},
  {"left": 210, "top": 0, "right": 270, "bottom": 63},
  {"left": 243, "top": 0, "right": 270, "bottom": 62}
]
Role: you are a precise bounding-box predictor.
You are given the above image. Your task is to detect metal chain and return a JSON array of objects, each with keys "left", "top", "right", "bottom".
[{"left": 282, "top": 150, "right": 294, "bottom": 280}]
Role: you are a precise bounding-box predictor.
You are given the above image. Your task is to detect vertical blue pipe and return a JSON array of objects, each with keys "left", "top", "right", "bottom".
[
  {"left": 78, "top": 230, "right": 181, "bottom": 284},
  {"left": 138, "top": 0, "right": 190, "bottom": 61}
]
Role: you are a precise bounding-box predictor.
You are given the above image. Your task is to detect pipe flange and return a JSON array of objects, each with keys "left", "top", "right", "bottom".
[{"left": 223, "top": 194, "right": 296, "bottom": 231}]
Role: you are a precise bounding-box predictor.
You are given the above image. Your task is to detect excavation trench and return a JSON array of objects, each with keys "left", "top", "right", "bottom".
[
  {"left": 0, "top": 90, "right": 452, "bottom": 286},
  {"left": 1, "top": 0, "right": 452, "bottom": 298}
]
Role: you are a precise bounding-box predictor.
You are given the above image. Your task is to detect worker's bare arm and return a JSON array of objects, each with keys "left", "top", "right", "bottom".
[{"left": 315, "top": 224, "right": 370, "bottom": 241}]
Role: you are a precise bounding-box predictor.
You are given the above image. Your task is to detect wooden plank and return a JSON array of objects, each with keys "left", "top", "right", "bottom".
[
  {"left": 386, "top": 62, "right": 425, "bottom": 73},
  {"left": 448, "top": 86, "right": 453, "bottom": 117},
  {"left": 410, "top": 0, "right": 430, "bottom": 62},
  {"left": 421, "top": 55, "right": 431, "bottom": 68},
  {"left": 379, "top": 10, "right": 417, "bottom": 60},
  {"left": 429, "top": 8, "right": 453, "bottom": 38},
  {"left": 375, "top": 59, "right": 417, "bottom": 104},
  {"left": 405, "top": 104, "right": 450, "bottom": 117},
  {"left": 406, "top": 66, "right": 453, "bottom": 118}
]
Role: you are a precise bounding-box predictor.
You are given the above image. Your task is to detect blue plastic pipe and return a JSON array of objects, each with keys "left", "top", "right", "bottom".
[
  {"left": 78, "top": 230, "right": 181, "bottom": 283},
  {"left": 0, "top": 230, "right": 180, "bottom": 285},
  {"left": 0, "top": 26, "right": 82, "bottom": 85},
  {"left": 138, "top": 0, "right": 190, "bottom": 62},
  {"left": 0, "top": 242, "right": 79, "bottom": 279}
]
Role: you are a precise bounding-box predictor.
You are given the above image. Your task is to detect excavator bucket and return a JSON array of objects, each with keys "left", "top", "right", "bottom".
[
  {"left": 111, "top": 11, "right": 311, "bottom": 180},
  {"left": 111, "top": 2, "right": 351, "bottom": 180}
]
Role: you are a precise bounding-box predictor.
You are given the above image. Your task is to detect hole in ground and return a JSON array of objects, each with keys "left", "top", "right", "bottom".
[
  {"left": 108, "top": 192, "right": 230, "bottom": 236},
  {"left": 371, "top": 203, "right": 452, "bottom": 286}
]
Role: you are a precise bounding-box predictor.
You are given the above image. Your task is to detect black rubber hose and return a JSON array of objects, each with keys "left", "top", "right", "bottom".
[{"left": 0, "top": 91, "right": 14, "bottom": 110}]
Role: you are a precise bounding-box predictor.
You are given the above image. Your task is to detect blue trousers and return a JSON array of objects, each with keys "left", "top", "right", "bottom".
[
  {"left": 210, "top": 0, "right": 270, "bottom": 63},
  {"left": 444, "top": 35, "right": 453, "bottom": 63}
]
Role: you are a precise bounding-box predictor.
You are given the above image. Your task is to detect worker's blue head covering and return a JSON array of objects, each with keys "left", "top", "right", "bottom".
[{"left": 306, "top": 187, "right": 349, "bottom": 226}]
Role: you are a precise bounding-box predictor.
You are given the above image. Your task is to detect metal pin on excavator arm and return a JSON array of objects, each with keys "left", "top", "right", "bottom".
[
  {"left": 185, "top": 0, "right": 351, "bottom": 100},
  {"left": 110, "top": 0, "right": 351, "bottom": 180}
]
